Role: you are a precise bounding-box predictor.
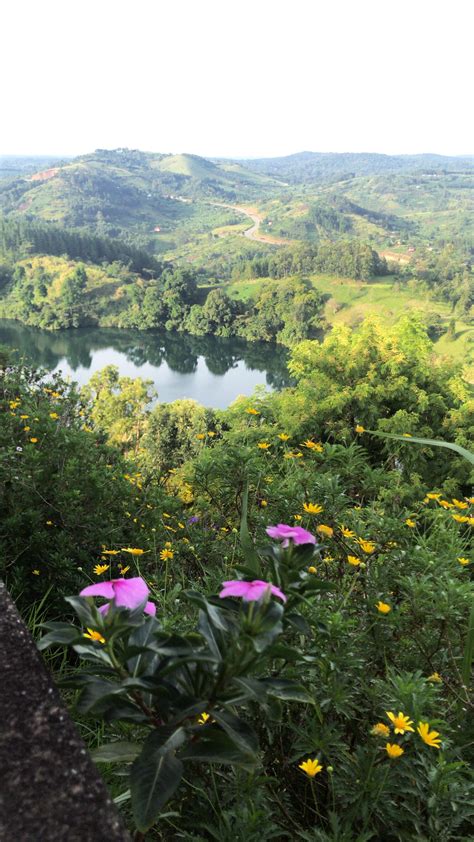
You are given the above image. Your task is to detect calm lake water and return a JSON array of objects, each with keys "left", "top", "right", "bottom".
[{"left": 0, "top": 320, "right": 291, "bottom": 408}]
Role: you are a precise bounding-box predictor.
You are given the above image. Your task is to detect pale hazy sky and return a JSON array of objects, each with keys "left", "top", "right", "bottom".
[{"left": 2, "top": 0, "right": 472, "bottom": 158}]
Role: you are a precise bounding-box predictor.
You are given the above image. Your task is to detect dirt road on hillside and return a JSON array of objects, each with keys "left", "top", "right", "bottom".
[{"left": 210, "top": 202, "right": 288, "bottom": 245}]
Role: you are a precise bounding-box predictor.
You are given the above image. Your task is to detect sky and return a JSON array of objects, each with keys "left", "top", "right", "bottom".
[{"left": 2, "top": 0, "right": 473, "bottom": 159}]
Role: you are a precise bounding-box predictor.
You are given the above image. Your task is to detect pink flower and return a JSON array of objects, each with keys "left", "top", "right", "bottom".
[
  {"left": 219, "top": 579, "right": 287, "bottom": 603},
  {"left": 266, "top": 523, "right": 316, "bottom": 547},
  {"left": 80, "top": 577, "right": 156, "bottom": 615}
]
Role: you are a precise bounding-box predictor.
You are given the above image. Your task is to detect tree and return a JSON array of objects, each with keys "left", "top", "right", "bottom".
[
  {"left": 278, "top": 314, "right": 472, "bottom": 487},
  {"left": 82, "top": 365, "right": 155, "bottom": 453}
]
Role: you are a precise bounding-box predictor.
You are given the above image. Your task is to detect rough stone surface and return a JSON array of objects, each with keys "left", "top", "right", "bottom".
[{"left": 0, "top": 581, "right": 131, "bottom": 841}]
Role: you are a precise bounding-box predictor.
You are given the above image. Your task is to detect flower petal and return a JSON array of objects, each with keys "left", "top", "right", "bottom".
[
  {"left": 219, "top": 580, "right": 251, "bottom": 599},
  {"left": 246, "top": 581, "right": 270, "bottom": 601},
  {"left": 113, "top": 577, "right": 149, "bottom": 609},
  {"left": 80, "top": 582, "right": 115, "bottom": 599},
  {"left": 269, "top": 584, "right": 287, "bottom": 602}
]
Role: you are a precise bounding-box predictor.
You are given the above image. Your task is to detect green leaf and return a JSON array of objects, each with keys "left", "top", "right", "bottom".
[
  {"left": 185, "top": 591, "right": 230, "bottom": 631},
  {"left": 72, "top": 643, "right": 114, "bottom": 666},
  {"left": 249, "top": 600, "right": 284, "bottom": 652},
  {"left": 179, "top": 727, "right": 256, "bottom": 768},
  {"left": 76, "top": 678, "right": 127, "bottom": 713},
  {"left": 366, "top": 430, "right": 474, "bottom": 465},
  {"left": 462, "top": 602, "right": 474, "bottom": 687},
  {"left": 239, "top": 481, "right": 261, "bottom": 572},
  {"left": 131, "top": 727, "right": 186, "bottom": 832},
  {"left": 261, "top": 678, "right": 313, "bottom": 703},
  {"left": 92, "top": 741, "right": 141, "bottom": 764},
  {"left": 211, "top": 710, "right": 258, "bottom": 756},
  {"left": 284, "top": 613, "right": 311, "bottom": 635},
  {"left": 113, "top": 789, "right": 131, "bottom": 806},
  {"left": 197, "top": 611, "right": 224, "bottom": 659},
  {"left": 37, "top": 623, "right": 81, "bottom": 650},
  {"left": 229, "top": 676, "right": 269, "bottom": 703},
  {"left": 303, "top": 577, "right": 332, "bottom": 592},
  {"left": 64, "top": 595, "right": 97, "bottom": 626}
]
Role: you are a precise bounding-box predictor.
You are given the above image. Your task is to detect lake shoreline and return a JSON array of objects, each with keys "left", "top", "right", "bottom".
[{"left": 0, "top": 319, "right": 292, "bottom": 409}]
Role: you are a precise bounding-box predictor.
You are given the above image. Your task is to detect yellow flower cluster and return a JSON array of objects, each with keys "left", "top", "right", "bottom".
[
  {"left": 371, "top": 711, "right": 443, "bottom": 757},
  {"left": 302, "top": 440, "right": 323, "bottom": 451}
]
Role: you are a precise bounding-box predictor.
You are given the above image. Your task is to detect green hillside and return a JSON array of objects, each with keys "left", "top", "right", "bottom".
[
  {"left": 237, "top": 150, "right": 474, "bottom": 183},
  {"left": 0, "top": 148, "right": 472, "bottom": 351},
  {"left": 1, "top": 149, "right": 472, "bottom": 263},
  {"left": 0, "top": 149, "right": 281, "bottom": 249}
]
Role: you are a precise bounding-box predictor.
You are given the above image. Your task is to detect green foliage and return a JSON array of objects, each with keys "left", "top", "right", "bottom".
[
  {"left": 241, "top": 277, "right": 325, "bottom": 344},
  {"left": 139, "top": 398, "right": 218, "bottom": 475},
  {"left": 0, "top": 366, "right": 166, "bottom": 610},
  {"left": 280, "top": 316, "right": 473, "bottom": 488},
  {"left": 82, "top": 365, "right": 155, "bottom": 452},
  {"left": 0, "top": 216, "right": 162, "bottom": 275},
  {"left": 3, "top": 308, "right": 473, "bottom": 839},
  {"left": 230, "top": 239, "right": 388, "bottom": 283},
  {"left": 39, "top": 576, "right": 309, "bottom": 833}
]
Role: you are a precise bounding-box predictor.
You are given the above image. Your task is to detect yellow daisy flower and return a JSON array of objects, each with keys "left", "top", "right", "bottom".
[
  {"left": 385, "top": 743, "right": 404, "bottom": 759},
  {"left": 298, "top": 758, "right": 323, "bottom": 777},
  {"left": 371, "top": 723, "right": 390, "bottom": 737},
  {"left": 358, "top": 539, "right": 376, "bottom": 554},
  {"left": 417, "top": 722, "right": 441, "bottom": 749},
  {"left": 386, "top": 711, "right": 414, "bottom": 734},
  {"left": 84, "top": 628, "right": 106, "bottom": 644},
  {"left": 303, "top": 502, "right": 323, "bottom": 515},
  {"left": 452, "top": 498, "right": 468, "bottom": 509},
  {"left": 93, "top": 563, "right": 109, "bottom": 575},
  {"left": 302, "top": 440, "right": 323, "bottom": 451},
  {"left": 340, "top": 526, "right": 355, "bottom": 538},
  {"left": 317, "top": 524, "right": 334, "bottom": 538},
  {"left": 427, "top": 672, "right": 442, "bottom": 683}
]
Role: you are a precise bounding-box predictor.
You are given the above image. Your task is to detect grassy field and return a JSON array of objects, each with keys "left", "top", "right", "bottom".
[{"left": 226, "top": 273, "right": 474, "bottom": 373}]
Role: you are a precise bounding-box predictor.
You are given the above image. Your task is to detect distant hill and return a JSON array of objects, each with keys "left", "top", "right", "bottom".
[
  {"left": 0, "top": 149, "right": 280, "bottom": 242},
  {"left": 235, "top": 151, "right": 474, "bottom": 183},
  {"left": 0, "top": 155, "right": 72, "bottom": 181},
  {"left": 1, "top": 148, "right": 472, "bottom": 260}
]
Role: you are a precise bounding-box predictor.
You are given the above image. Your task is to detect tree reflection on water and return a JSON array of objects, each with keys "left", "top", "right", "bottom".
[{"left": 0, "top": 320, "right": 292, "bottom": 397}]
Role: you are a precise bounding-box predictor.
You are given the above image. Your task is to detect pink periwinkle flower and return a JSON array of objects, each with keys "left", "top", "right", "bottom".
[
  {"left": 266, "top": 523, "right": 316, "bottom": 548},
  {"left": 80, "top": 576, "right": 156, "bottom": 615},
  {"left": 219, "top": 579, "right": 287, "bottom": 603}
]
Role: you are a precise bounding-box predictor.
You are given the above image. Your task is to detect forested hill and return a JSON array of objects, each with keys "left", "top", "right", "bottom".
[
  {"left": 237, "top": 151, "right": 474, "bottom": 183},
  {"left": 0, "top": 148, "right": 280, "bottom": 235}
]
